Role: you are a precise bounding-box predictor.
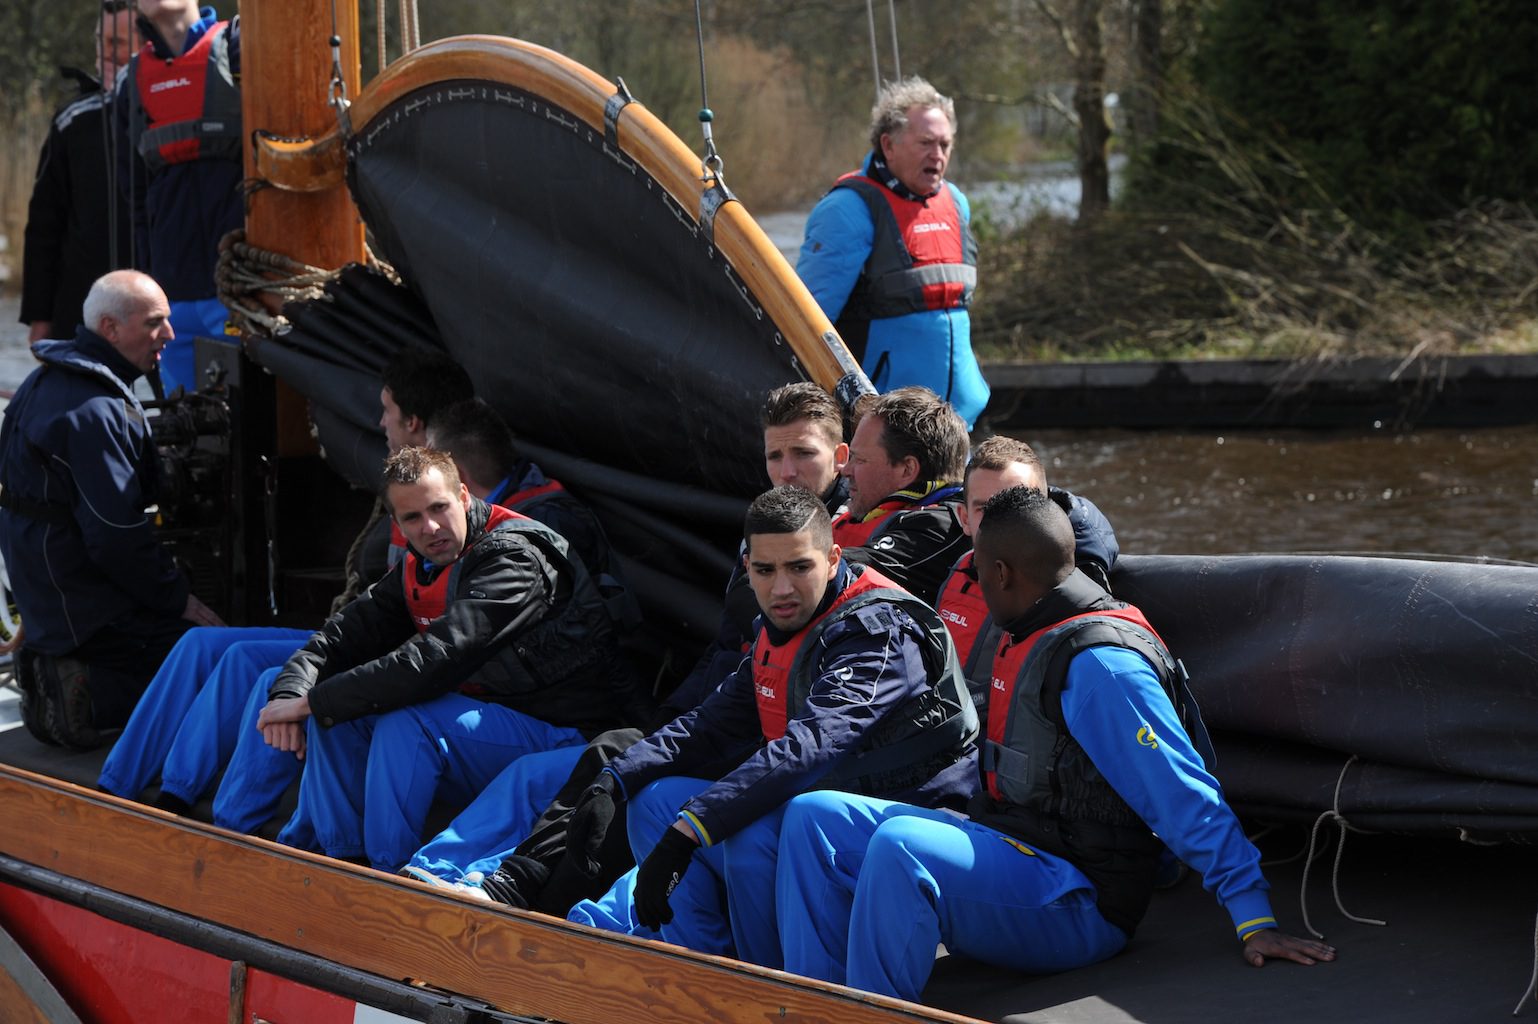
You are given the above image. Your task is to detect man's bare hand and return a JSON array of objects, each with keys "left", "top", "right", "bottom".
[
  {"left": 257, "top": 696, "right": 311, "bottom": 758},
  {"left": 1243, "top": 929, "right": 1336, "bottom": 968},
  {"left": 182, "top": 594, "right": 226, "bottom": 628},
  {"left": 0, "top": 622, "right": 23, "bottom": 656},
  {"left": 27, "top": 321, "right": 52, "bottom": 344}
]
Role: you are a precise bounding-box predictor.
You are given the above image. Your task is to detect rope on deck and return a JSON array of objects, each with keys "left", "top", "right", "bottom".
[{"left": 1298, "top": 755, "right": 1388, "bottom": 939}]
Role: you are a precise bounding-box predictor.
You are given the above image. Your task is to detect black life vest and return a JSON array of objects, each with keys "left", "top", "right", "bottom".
[
  {"left": 976, "top": 571, "right": 1211, "bottom": 934},
  {"left": 751, "top": 564, "right": 977, "bottom": 795},
  {"left": 130, "top": 22, "right": 242, "bottom": 171}
]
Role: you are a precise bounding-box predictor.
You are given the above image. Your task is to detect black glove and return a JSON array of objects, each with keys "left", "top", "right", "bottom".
[
  {"left": 478, "top": 855, "right": 552, "bottom": 910},
  {"left": 566, "top": 771, "right": 621, "bottom": 877},
  {"left": 633, "top": 826, "right": 698, "bottom": 931}
]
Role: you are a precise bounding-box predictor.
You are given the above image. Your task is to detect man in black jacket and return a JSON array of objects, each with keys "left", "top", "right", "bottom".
[
  {"left": 833, "top": 385, "right": 971, "bottom": 605},
  {"left": 19, "top": 3, "right": 135, "bottom": 343},
  {"left": 255, "top": 446, "right": 638, "bottom": 870}
]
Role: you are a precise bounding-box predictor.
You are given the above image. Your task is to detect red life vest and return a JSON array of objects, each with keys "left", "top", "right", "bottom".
[
  {"left": 935, "top": 549, "right": 1005, "bottom": 715},
  {"left": 500, "top": 478, "right": 566, "bottom": 514},
  {"left": 400, "top": 504, "right": 521, "bottom": 634},
  {"left": 387, "top": 519, "right": 408, "bottom": 570},
  {"left": 831, "top": 172, "right": 977, "bottom": 321},
  {"left": 831, "top": 497, "right": 909, "bottom": 548},
  {"left": 131, "top": 22, "right": 242, "bottom": 171},
  {"left": 752, "top": 566, "right": 901, "bottom": 740},
  {"left": 984, "top": 607, "right": 1165, "bottom": 803}
]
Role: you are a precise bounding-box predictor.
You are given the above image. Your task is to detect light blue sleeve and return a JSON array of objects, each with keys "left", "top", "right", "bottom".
[
  {"left": 1061, "top": 646, "right": 1278, "bottom": 941},
  {"left": 795, "top": 188, "right": 875, "bottom": 321}
]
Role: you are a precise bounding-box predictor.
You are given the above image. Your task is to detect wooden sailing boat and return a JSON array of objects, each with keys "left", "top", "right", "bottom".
[{"left": 3, "top": 3, "right": 1538, "bottom": 1022}]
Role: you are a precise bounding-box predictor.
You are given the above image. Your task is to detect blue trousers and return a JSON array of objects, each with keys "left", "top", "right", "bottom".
[
  {"left": 98, "top": 626, "right": 309, "bottom": 800},
  {"left": 622, "top": 777, "right": 786, "bottom": 962},
  {"left": 567, "top": 866, "right": 659, "bottom": 940},
  {"left": 283, "top": 693, "right": 585, "bottom": 871},
  {"left": 776, "top": 792, "right": 1126, "bottom": 1002},
  {"left": 210, "top": 667, "right": 308, "bottom": 834},
  {"left": 406, "top": 744, "right": 584, "bottom": 882}
]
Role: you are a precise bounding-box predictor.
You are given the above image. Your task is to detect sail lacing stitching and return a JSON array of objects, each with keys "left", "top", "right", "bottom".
[{"left": 1298, "top": 755, "right": 1387, "bottom": 939}]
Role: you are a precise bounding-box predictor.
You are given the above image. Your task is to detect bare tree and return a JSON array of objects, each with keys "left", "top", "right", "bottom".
[
  {"left": 1125, "top": 0, "right": 1162, "bottom": 151},
  {"left": 1033, "top": 0, "right": 1110, "bottom": 220}
]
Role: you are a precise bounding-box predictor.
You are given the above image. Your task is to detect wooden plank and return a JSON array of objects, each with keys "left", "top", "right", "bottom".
[{"left": 0, "top": 766, "right": 982, "bottom": 1024}]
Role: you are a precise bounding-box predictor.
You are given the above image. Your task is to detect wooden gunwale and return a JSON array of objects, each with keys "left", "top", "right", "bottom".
[{"left": 0, "top": 764, "right": 982, "bottom": 1024}]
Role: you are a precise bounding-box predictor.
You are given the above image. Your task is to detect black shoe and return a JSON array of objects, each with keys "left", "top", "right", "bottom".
[
  {"left": 152, "top": 791, "right": 192, "bottom": 816},
  {"left": 479, "top": 856, "right": 551, "bottom": 910}
]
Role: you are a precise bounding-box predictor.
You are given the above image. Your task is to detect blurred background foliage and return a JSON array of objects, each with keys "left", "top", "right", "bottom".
[{"left": 5, "top": 0, "right": 1535, "bottom": 360}]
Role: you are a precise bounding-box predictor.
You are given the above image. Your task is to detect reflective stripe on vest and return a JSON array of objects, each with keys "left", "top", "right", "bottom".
[
  {"left": 831, "top": 173, "right": 977, "bottom": 321},
  {"left": 935, "top": 550, "right": 1004, "bottom": 715},
  {"left": 984, "top": 608, "right": 1171, "bottom": 806},
  {"left": 132, "top": 22, "right": 242, "bottom": 171}
]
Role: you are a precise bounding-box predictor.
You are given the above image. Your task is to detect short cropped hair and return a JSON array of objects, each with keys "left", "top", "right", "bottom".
[
  {"left": 81, "top": 270, "right": 156, "bottom": 333},
  {"left": 381, "top": 349, "right": 475, "bottom": 425},
  {"left": 426, "top": 398, "right": 518, "bottom": 487},
  {"left": 963, "top": 435, "right": 1045, "bottom": 494},
  {"left": 864, "top": 386, "right": 969, "bottom": 482},
  {"left": 869, "top": 76, "right": 956, "bottom": 152},
  {"left": 382, "top": 445, "right": 462, "bottom": 496},
  {"left": 976, "top": 485, "right": 1075, "bottom": 583},
  {"left": 744, "top": 484, "right": 833, "bottom": 551},
  {"left": 761, "top": 382, "right": 844, "bottom": 448}
]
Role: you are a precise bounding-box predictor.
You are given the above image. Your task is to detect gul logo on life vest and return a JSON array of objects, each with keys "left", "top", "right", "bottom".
[
  {"left": 940, "top": 608, "right": 969, "bottom": 628},
  {"left": 756, "top": 682, "right": 777, "bottom": 700},
  {"left": 911, "top": 222, "right": 953, "bottom": 234},
  {"left": 149, "top": 76, "right": 193, "bottom": 93},
  {"left": 1137, "top": 725, "right": 1160, "bottom": 749},
  {"left": 992, "top": 675, "right": 1007, "bottom": 693}
]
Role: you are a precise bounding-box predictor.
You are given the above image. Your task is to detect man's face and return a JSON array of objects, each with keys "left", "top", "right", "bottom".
[
  {"left": 379, "top": 387, "right": 423, "bottom": 453},
  {"left": 842, "top": 415, "right": 917, "bottom": 518},
  {"left": 136, "top": 0, "right": 198, "bottom": 27},
  {"left": 880, "top": 105, "right": 953, "bottom": 197},
  {"left": 764, "top": 420, "right": 848, "bottom": 498},
  {"left": 745, "top": 527, "right": 840, "bottom": 633},
  {"left": 100, "top": 284, "right": 173, "bottom": 372},
  {"left": 973, "top": 529, "right": 1042, "bottom": 625},
  {"left": 98, "top": 8, "right": 135, "bottom": 83},
  {"left": 388, "top": 466, "right": 471, "bottom": 565},
  {"left": 959, "top": 463, "right": 1044, "bottom": 538}
]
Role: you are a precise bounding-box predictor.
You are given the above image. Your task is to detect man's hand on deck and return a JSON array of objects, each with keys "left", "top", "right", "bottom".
[
  {"left": 1243, "top": 929, "right": 1336, "bottom": 967},
  {"left": 257, "top": 696, "right": 310, "bottom": 759}
]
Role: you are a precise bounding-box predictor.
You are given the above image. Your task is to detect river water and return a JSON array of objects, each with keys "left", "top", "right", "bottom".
[{"left": 3, "top": 277, "right": 1533, "bottom": 565}]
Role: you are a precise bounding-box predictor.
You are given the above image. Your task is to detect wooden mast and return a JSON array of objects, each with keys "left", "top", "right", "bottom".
[{"left": 239, "top": 0, "right": 365, "bottom": 455}]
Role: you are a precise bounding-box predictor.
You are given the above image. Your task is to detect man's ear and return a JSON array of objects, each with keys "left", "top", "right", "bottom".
[
  {"left": 896, "top": 454, "right": 922, "bottom": 490},
  {"left": 833, "top": 442, "right": 850, "bottom": 472},
  {"left": 403, "top": 414, "right": 424, "bottom": 439},
  {"left": 827, "top": 542, "right": 842, "bottom": 576}
]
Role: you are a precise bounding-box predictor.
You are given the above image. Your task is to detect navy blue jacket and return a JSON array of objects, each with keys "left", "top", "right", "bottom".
[
  {"left": 607, "top": 561, "right": 977, "bottom": 844},
  {"left": 0, "top": 330, "right": 188, "bottom": 653},
  {"left": 114, "top": 8, "right": 243, "bottom": 301}
]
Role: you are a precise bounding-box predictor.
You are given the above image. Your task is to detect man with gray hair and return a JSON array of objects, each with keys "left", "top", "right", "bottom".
[
  {"left": 0, "top": 269, "right": 223, "bottom": 749},
  {"left": 796, "top": 76, "right": 990, "bottom": 428}
]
